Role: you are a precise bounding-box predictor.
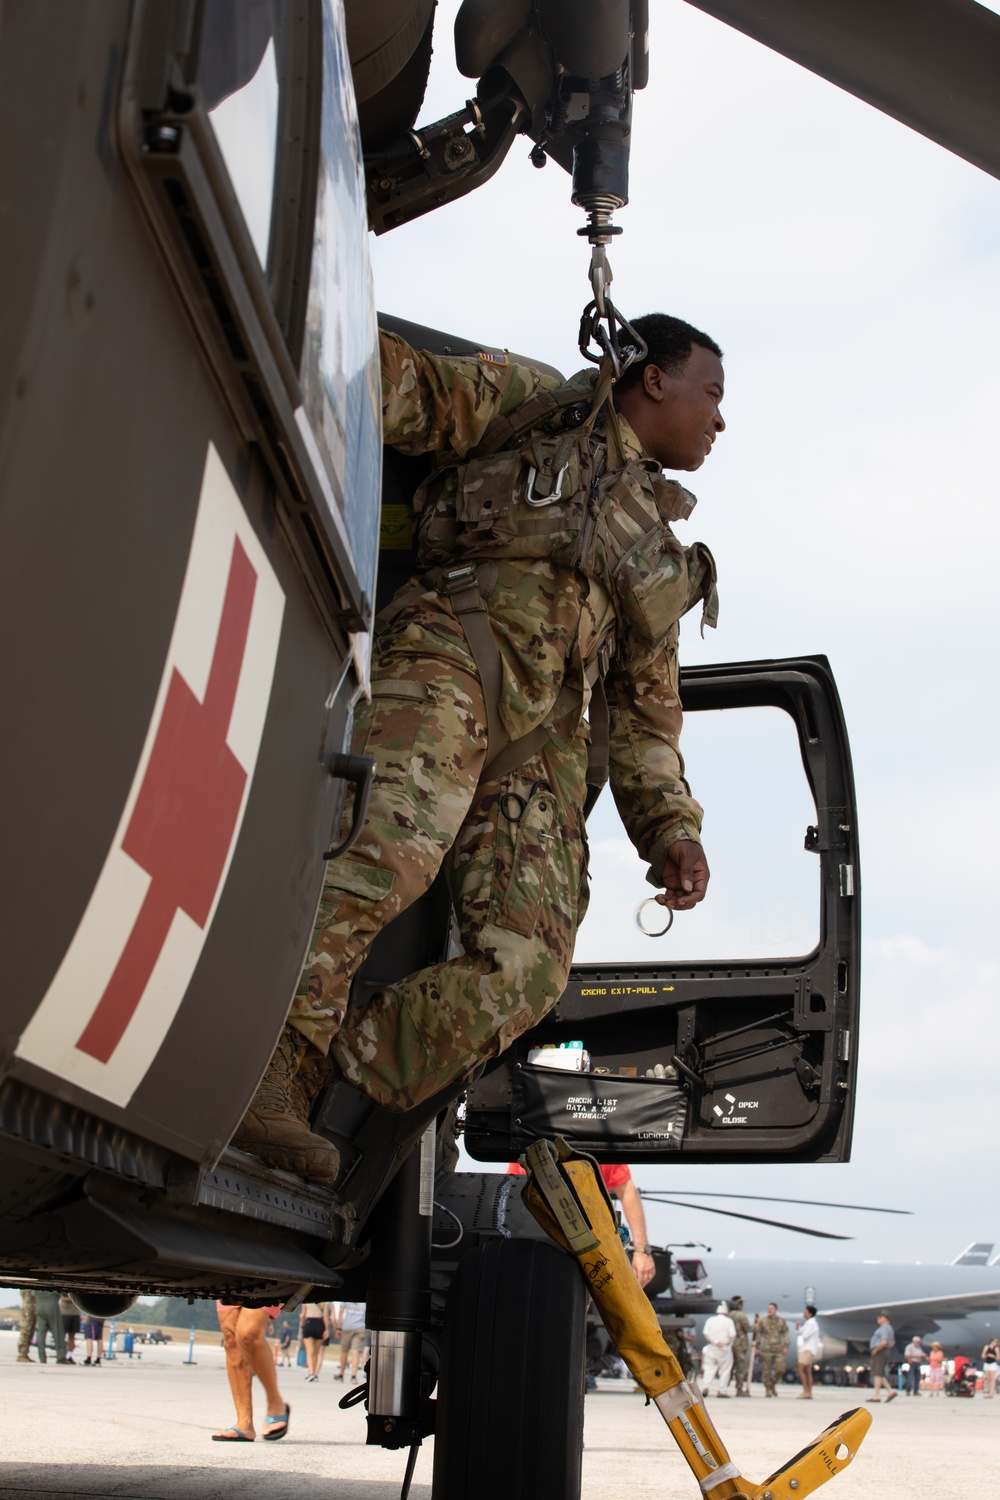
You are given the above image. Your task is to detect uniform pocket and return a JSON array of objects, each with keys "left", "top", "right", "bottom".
[
  {"left": 324, "top": 860, "right": 395, "bottom": 901},
  {"left": 491, "top": 779, "right": 556, "bottom": 938},
  {"left": 613, "top": 527, "right": 691, "bottom": 648},
  {"left": 455, "top": 454, "right": 520, "bottom": 540}
]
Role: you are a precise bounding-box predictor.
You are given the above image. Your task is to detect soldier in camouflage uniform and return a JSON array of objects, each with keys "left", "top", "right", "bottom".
[
  {"left": 728, "top": 1294, "right": 753, "bottom": 1395},
  {"left": 16, "top": 1288, "right": 36, "bottom": 1362},
  {"left": 237, "top": 315, "right": 726, "bottom": 1184},
  {"left": 755, "top": 1302, "right": 791, "bottom": 1397}
]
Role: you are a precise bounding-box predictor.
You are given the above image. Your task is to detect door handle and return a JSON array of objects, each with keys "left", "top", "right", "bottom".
[{"left": 324, "top": 753, "right": 375, "bottom": 860}]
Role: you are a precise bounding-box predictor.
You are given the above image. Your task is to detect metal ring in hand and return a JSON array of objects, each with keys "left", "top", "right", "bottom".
[{"left": 634, "top": 898, "right": 674, "bottom": 938}]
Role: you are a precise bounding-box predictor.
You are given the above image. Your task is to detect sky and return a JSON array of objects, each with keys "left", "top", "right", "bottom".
[{"left": 371, "top": 0, "right": 1000, "bottom": 1273}]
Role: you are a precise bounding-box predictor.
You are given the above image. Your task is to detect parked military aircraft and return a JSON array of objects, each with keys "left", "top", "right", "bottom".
[{"left": 667, "top": 1239, "right": 1000, "bottom": 1366}]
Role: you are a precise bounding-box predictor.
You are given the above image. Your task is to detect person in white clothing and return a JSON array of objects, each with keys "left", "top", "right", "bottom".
[
  {"left": 796, "top": 1304, "right": 821, "bottom": 1399},
  {"left": 701, "top": 1303, "right": 737, "bottom": 1397}
]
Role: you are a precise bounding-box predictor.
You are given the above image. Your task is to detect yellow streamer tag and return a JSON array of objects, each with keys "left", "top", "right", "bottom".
[
  {"left": 380, "top": 504, "right": 413, "bottom": 551},
  {"left": 524, "top": 1140, "right": 599, "bottom": 1255}
]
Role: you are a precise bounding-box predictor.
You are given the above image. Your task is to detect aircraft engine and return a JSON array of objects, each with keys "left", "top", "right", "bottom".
[{"left": 818, "top": 1330, "right": 849, "bottom": 1361}]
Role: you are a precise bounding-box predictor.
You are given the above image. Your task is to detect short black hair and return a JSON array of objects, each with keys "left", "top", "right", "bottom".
[
  {"left": 616, "top": 313, "right": 722, "bottom": 395},
  {"left": 805, "top": 1304, "right": 817, "bottom": 1317}
]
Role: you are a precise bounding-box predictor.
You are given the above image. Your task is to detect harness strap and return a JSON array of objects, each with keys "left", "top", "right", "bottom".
[
  {"left": 476, "top": 352, "right": 620, "bottom": 459},
  {"left": 377, "top": 562, "right": 612, "bottom": 795},
  {"left": 375, "top": 355, "right": 624, "bottom": 799},
  {"left": 433, "top": 563, "right": 506, "bottom": 776}
]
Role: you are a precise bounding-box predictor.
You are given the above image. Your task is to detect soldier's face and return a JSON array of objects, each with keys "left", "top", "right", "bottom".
[
  {"left": 641, "top": 344, "right": 726, "bottom": 471},
  {"left": 768, "top": 1304, "right": 777, "bottom": 1315}
]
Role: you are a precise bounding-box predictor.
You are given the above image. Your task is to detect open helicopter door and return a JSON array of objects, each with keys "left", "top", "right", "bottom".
[
  {"left": 0, "top": 0, "right": 378, "bottom": 1173},
  {"left": 464, "top": 655, "right": 861, "bottom": 1167}
]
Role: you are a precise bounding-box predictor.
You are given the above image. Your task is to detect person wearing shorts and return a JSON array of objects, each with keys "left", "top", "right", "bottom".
[
  {"left": 335, "top": 1303, "right": 367, "bottom": 1382},
  {"left": 299, "top": 1301, "right": 329, "bottom": 1381},
  {"left": 59, "top": 1294, "right": 80, "bottom": 1362},
  {"left": 867, "top": 1313, "right": 897, "bottom": 1403},
  {"left": 83, "top": 1317, "right": 104, "bottom": 1366},
  {"left": 213, "top": 1302, "right": 289, "bottom": 1442}
]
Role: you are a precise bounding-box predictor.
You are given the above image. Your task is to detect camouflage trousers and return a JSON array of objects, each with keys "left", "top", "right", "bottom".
[
  {"left": 760, "top": 1350, "right": 785, "bottom": 1394},
  {"left": 733, "top": 1341, "right": 750, "bottom": 1391},
  {"left": 289, "top": 629, "right": 590, "bottom": 1111},
  {"left": 17, "top": 1289, "right": 36, "bottom": 1358}
]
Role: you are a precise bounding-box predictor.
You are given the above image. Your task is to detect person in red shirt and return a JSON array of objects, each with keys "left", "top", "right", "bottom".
[{"left": 506, "top": 1161, "right": 656, "bottom": 1288}]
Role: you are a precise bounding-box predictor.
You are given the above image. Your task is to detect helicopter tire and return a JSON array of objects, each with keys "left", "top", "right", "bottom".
[{"left": 432, "top": 1237, "right": 587, "bottom": 1500}]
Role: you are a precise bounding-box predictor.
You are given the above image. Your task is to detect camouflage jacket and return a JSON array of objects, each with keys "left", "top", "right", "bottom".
[
  {"left": 379, "top": 330, "right": 718, "bottom": 861},
  {"left": 730, "top": 1310, "right": 753, "bottom": 1348},
  {"left": 755, "top": 1314, "right": 790, "bottom": 1351}
]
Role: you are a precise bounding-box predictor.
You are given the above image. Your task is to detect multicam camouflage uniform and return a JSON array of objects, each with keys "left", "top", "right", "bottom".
[
  {"left": 756, "top": 1312, "right": 790, "bottom": 1396},
  {"left": 17, "top": 1288, "right": 36, "bottom": 1360},
  {"left": 730, "top": 1306, "right": 753, "bottom": 1394},
  {"left": 288, "top": 332, "right": 717, "bottom": 1110}
]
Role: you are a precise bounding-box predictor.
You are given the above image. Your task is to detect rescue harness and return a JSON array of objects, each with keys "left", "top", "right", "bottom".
[{"left": 374, "top": 354, "right": 717, "bottom": 805}]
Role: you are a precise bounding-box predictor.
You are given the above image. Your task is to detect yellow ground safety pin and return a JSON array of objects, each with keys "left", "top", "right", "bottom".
[{"left": 520, "top": 1138, "right": 872, "bottom": 1500}]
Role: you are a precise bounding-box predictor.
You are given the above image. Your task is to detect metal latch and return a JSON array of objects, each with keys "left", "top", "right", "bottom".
[{"left": 324, "top": 753, "right": 375, "bottom": 860}]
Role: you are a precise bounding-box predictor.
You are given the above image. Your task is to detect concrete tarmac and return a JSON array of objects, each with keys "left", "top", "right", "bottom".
[{"left": 1, "top": 1332, "right": 995, "bottom": 1498}]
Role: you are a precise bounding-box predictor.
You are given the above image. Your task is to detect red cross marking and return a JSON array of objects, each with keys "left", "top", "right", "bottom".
[{"left": 76, "top": 539, "right": 258, "bottom": 1063}]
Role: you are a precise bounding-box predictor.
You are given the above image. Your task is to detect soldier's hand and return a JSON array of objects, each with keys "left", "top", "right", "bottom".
[
  {"left": 632, "top": 1250, "right": 656, "bottom": 1289},
  {"left": 656, "top": 840, "right": 710, "bottom": 910}
]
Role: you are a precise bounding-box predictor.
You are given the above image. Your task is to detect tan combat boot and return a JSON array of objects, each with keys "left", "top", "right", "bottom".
[{"left": 234, "top": 1023, "right": 340, "bottom": 1186}]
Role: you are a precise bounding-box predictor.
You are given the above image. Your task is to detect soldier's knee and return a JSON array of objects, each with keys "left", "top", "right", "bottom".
[{"left": 482, "top": 932, "right": 568, "bottom": 1046}]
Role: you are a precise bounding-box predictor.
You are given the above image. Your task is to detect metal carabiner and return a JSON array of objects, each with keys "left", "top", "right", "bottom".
[{"left": 525, "top": 463, "right": 569, "bottom": 507}]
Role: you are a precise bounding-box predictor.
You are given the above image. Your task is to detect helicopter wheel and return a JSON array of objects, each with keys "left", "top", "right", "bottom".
[{"left": 432, "top": 1237, "right": 586, "bottom": 1500}]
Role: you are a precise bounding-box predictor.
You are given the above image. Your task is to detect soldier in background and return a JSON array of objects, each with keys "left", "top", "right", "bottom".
[
  {"left": 729, "top": 1294, "right": 753, "bottom": 1396},
  {"left": 755, "top": 1302, "right": 790, "bottom": 1398},
  {"left": 33, "top": 1288, "right": 67, "bottom": 1364},
  {"left": 238, "top": 317, "right": 726, "bottom": 1183},
  {"left": 16, "top": 1288, "right": 36, "bottom": 1363}
]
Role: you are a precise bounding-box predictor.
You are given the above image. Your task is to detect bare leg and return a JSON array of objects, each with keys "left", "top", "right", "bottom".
[
  {"left": 303, "top": 1336, "right": 321, "bottom": 1376},
  {"left": 235, "top": 1308, "right": 286, "bottom": 1422},
  {"left": 216, "top": 1305, "right": 255, "bottom": 1438}
]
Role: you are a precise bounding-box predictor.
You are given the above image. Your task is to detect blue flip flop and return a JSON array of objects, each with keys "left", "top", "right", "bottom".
[
  {"left": 263, "top": 1404, "right": 290, "bottom": 1441},
  {"left": 212, "top": 1427, "right": 253, "bottom": 1442}
]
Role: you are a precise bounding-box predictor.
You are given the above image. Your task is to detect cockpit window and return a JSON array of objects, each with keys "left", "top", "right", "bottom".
[{"left": 202, "top": 0, "right": 283, "bottom": 271}]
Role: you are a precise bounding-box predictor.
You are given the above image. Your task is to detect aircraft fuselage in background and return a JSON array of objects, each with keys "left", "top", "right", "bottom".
[{"left": 678, "top": 1250, "right": 1000, "bottom": 1365}]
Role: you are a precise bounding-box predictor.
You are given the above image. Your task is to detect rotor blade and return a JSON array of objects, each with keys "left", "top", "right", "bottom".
[
  {"left": 639, "top": 1190, "right": 910, "bottom": 1216},
  {"left": 682, "top": 0, "right": 1000, "bottom": 182},
  {"left": 640, "top": 1196, "right": 853, "bottom": 1240}
]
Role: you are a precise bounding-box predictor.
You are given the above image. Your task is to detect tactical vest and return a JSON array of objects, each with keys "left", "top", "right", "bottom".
[
  {"left": 412, "top": 363, "right": 718, "bottom": 655},
  {"left": 380, "top": 359, "right": 718, "bottom": 790}
]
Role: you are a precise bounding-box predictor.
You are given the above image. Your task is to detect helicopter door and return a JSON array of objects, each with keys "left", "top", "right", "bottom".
[
  {"left": 464, "top": 656, "right": 861, "bottom": 1166},
  {"left": 0, "top": 0, "right": 377, "bottom": 1167}
]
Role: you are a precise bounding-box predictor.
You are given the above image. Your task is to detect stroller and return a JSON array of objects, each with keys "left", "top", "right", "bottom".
[{"left": 947, "top": 1355, "right": 977, "bottom": 1397}]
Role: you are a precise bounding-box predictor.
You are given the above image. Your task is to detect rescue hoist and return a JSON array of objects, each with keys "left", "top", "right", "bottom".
[
  {"left": 522, "top": 1138, "right": 872, "bottom": 1500},
  {"left": 575, "top": 174, "right": 646, "bottom": 381}
]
